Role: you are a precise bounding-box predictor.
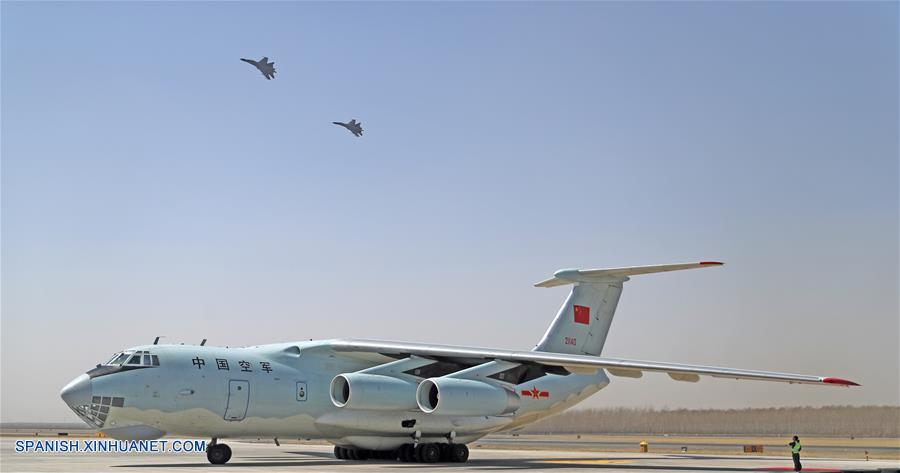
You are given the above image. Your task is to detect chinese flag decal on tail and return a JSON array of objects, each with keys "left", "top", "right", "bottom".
[
  {"left": 573, "top": 305, "right": 590, "bottom": 325},
  {"left": 521, "top": 386, "right": 550, "bottom": 398}
]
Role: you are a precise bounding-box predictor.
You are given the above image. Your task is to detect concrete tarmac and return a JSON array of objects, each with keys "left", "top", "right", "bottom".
[{"left": 2, "top": 439, "right": 898, "bottom": 473}]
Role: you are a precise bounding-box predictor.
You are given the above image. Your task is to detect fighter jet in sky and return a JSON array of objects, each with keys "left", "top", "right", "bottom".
[
  {"left": 240, "top": 57, "right": 276, "bottom": 80},
  {"left": 333, "top": 119, "right": 363, "bottom": 137},
  {"left": 60, "top": 262, "right": 858, "bottom": 465}
]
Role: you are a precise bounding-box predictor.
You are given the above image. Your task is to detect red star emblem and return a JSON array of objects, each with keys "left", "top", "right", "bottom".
[{"left": 530, "top": 386, "right": 541, "bottom": 398}]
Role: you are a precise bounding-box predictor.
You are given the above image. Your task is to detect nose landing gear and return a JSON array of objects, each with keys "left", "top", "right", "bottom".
[{"left": 206, "top": 441, "right": 232, "bottom": 465}]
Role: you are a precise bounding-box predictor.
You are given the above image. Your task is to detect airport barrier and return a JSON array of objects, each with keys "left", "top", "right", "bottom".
[{"left": 743, "top": 445, "right": 764, "bottom": 453}]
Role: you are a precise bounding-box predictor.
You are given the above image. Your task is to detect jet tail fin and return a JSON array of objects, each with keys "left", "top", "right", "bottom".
[{"left": 534, "top": 262, "right": 723, "bottom": 356}]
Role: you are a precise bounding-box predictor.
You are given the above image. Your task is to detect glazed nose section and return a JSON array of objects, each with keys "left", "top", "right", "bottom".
[{"left": 60, "top": 374, "right": 91, "bottom": 408}]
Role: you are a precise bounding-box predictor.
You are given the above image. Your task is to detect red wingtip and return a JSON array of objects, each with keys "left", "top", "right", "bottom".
[
  {"left": 699, "top": 261, "right": 724, "bottom": 266},
  {"left": 822, "top": 377, "right": 860, "bottom": 387}
]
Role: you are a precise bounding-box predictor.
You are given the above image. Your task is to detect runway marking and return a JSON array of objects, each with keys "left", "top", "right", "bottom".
[{"left": 540, "top": 459, "right": 633, "bottom": 465}]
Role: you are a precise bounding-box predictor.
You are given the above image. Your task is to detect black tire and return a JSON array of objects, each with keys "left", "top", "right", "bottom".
[
  {"left": 399, "top": 444, "right": 414, "bottom": 462},
  {"left": 335, "top": 446, "right": 347, "bottom": 460},
  {"left": 347, "top": 448, "right": 359, "bottom": 460},
  {"left": 439, "top": 444, "right": 451, "bottom": 462},
  {"left": 450, "top": 444, "right": 469, "bottom": 463},
  {"left": 413, "top": 444, "right": 424, "bottom": 463},
  {"left": 419, "top": 443, "right": 440, "bottom": 463},
  {"left": 357, "top": 449, "right": 370, "bottom": 460},
  {"left": 206, "top": 444, "right": 231, "bottom": 465}
]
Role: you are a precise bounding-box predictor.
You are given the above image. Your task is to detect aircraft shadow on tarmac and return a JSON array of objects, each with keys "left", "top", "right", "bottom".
[{"left": 109, "top": 449, "right": 884, "bottom": 471}]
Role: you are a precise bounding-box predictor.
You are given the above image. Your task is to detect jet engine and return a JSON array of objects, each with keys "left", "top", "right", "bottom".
[
  {"left": 415, "top": 378, "right": 520, "bottom": 416},
  {"left": 329, "top": 373, "right": 418, "bottom": 411}
]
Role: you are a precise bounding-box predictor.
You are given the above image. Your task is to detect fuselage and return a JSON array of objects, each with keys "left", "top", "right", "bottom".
[{"left": 61, "top": 341, "right": 609, "bottom": 449}]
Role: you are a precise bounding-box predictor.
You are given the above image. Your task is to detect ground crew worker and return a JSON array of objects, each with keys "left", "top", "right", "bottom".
[{"left": 788, "top": 435, "right": 802, "bottom": 472}]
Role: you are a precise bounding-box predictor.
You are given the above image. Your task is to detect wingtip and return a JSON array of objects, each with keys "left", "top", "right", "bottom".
[
  {"left": 822, "top": 377, "right": 860, "bottom": 387},
  {"left": 699, "top": 261, "right": 724, "bottom": 266}
]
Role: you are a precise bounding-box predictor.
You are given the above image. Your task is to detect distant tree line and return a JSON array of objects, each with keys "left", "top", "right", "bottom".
[{"left": 516, "top": 406, "right": 899, "bottom": 437}]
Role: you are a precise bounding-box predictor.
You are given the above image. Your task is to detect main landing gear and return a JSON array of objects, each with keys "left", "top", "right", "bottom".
[
  {"left": 334, "top": 443, "right": 469, "bottom": 463},
  {"left": 206, "top": 441, "right": 232, "bottom": 465}
]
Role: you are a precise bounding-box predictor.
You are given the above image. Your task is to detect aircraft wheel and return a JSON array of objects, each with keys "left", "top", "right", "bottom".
[
  {"left": 399, "top": 444, "right": 414, "bottom": 462},
  {"left": 413, "top": 444, "right": 424, "bottom": 462},
  {"left": 419, "top": 443, "right": 440, "bottom": 463},
  {"left": 449, "top": 444, "right": 469, "bottom": 463},
  {"left": 333, "top": 446, "right": 345, "bottom": 460},
  {"left": 356, "top": 449, "right": 370, "bottom": 460},
  {"left": 206, "top": 443, "right": 231, "bottom": 464}
]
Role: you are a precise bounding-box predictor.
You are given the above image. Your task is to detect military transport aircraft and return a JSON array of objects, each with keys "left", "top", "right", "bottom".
[{"left": 60, "top": 262, "right": 858, "bottom": 465}]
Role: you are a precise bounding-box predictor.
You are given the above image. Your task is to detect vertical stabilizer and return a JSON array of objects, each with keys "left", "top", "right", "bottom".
[{"left": 533, "top": 262, "right": 722, "bottom": 356}]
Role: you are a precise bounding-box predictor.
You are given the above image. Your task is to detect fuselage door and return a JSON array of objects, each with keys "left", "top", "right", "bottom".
[{"left": 224, "top": 380, "right": 250, "bottom": 421}]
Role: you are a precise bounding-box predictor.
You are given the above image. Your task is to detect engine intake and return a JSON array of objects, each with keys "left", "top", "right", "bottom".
[
  {"left": 415, "top": 378, "right": 520, "bottom": 416},
  {"left": 329, "top": 373, "right": 418, "bottom": 411}
]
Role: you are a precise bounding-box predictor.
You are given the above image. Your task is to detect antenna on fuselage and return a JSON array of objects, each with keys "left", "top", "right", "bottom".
[
  {"left": 153, "top": 336, "right": 160, "bottom": 345},
  {"left": 200, "top": 339, "right": 207, "bottom": 346}
]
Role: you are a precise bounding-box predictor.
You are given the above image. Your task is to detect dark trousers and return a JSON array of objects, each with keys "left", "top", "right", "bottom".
[{"left": 792, "top": 453, "right": 802, "bottom": 472}]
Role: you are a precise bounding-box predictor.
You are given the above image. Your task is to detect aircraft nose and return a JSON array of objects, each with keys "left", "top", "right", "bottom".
[{"left": 60, "top": 374, "right": 91, "bottom": 408}]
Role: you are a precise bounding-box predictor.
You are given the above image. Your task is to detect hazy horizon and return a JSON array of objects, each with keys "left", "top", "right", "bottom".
[{"left": 2, "top": 1, "right": 898, "bottom": 423}]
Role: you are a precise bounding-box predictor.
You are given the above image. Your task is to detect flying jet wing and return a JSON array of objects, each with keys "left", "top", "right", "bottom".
[{"left": 327, "top": 339, "right": 859, "bottom": 386}]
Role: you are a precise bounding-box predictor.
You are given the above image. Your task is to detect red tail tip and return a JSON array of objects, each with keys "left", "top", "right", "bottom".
[{"left": 822, "top": 377, "right": 860, "bottom": 386}]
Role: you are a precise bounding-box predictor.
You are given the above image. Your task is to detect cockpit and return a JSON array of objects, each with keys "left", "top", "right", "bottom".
[
  {"left": 105, "top": 350, "right": 160, "bottom": 367},
  {"left": 84, "top": 349, "right": 162, "bottom": 380}
]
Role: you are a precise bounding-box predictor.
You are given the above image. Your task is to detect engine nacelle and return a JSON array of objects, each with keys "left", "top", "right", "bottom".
[
  {"left": 416, "top": 378, "right": 520, "bottom": 416},
  {"left": 329, "top": 373, "right": 418, "bottom": 411}
]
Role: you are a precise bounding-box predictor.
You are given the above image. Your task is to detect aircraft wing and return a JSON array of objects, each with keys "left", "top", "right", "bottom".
[{"left": 328, "top": 339, "right": 859, "bottom": 386}]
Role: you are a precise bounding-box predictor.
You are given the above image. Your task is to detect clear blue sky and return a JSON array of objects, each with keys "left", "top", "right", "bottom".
[{"left": 2, "top": 2, "right": 897, "bottom": 422}]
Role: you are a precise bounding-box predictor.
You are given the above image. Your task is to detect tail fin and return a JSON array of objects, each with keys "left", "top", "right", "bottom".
[{"left": 534, "top": 262, "right": 723, "bottom": 356}]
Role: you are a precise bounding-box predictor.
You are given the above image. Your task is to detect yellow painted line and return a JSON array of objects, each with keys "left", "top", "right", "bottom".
[{"left": 540, "top": 459, "right": 632, "bottom": 465}]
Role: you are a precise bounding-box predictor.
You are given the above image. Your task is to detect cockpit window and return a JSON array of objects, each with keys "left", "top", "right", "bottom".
[
  {"left": 105, "top": 350, "right": 158, "bottom": 367},
  {"left": 106, "top": 353, "right": 131, "bottom": 365}
]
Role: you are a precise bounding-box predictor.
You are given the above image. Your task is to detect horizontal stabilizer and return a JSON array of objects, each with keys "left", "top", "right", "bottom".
[{"left": 535, "top": 262, "right": 724, "bottom": 288}]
